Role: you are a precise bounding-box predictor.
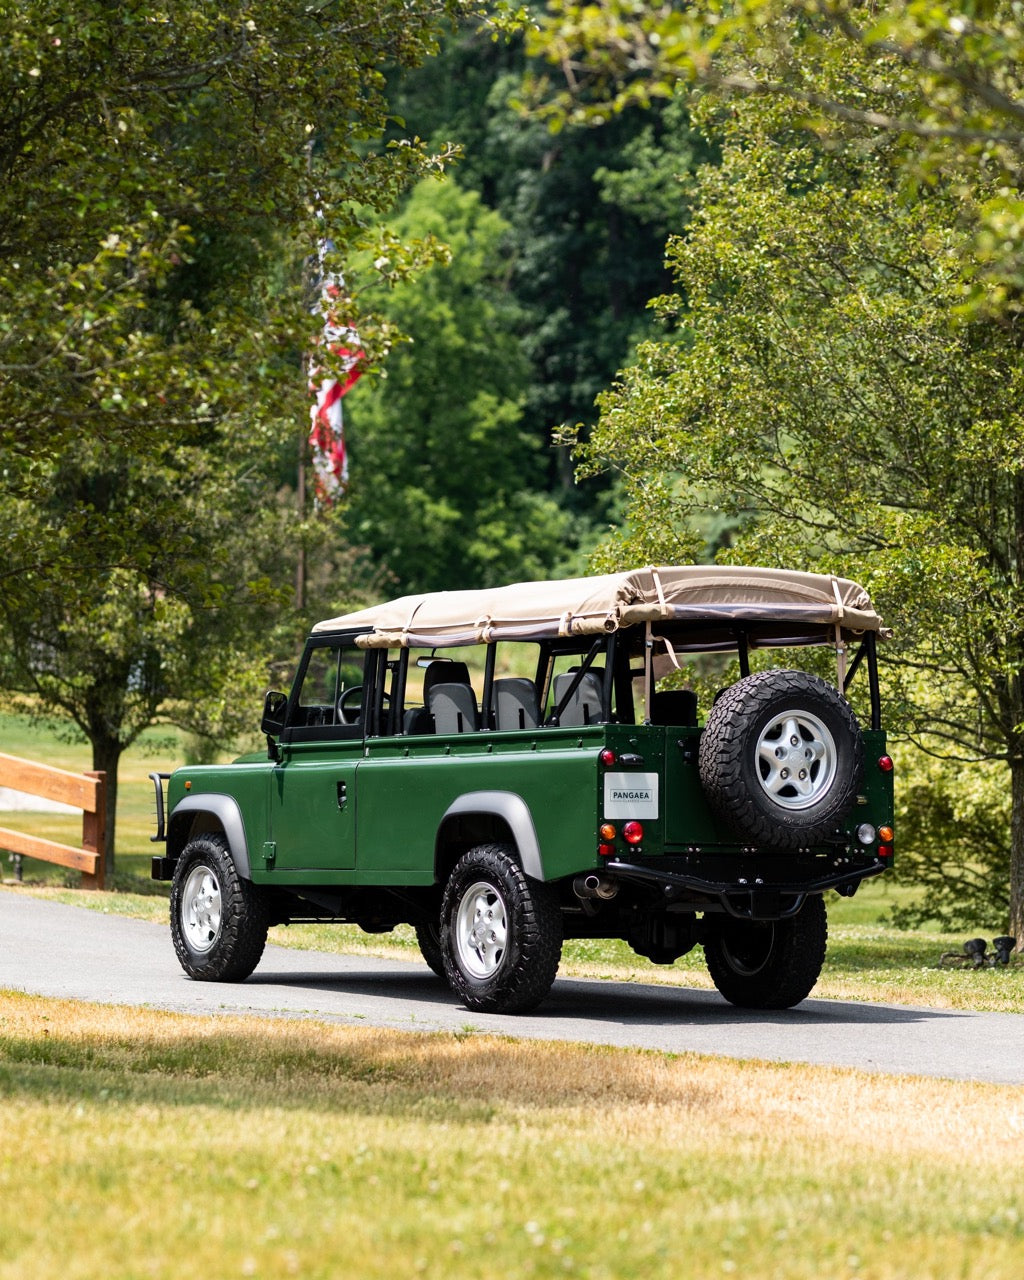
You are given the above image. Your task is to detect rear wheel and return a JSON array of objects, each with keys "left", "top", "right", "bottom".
[
  {"left": 441, "top": 843, "right": 562, "bottom": 1014},
  {"left": 703, "top": 896, "right": 828, "bottom": 1009},
  {"left": 414, "top": 920, "right": 446, "bottom": 979},
  {"left": 170, "top": 832, "right": 269, "bottom": 981}
]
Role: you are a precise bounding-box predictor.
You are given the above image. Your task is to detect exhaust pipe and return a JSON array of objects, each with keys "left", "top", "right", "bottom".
[{"left": 574, "top": 874, "right": 619, "bottom": 901}]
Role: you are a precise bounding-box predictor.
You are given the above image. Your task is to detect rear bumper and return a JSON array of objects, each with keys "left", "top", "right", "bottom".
[{"left": 603, "top": 857, "right": 888, "bottom": 920}]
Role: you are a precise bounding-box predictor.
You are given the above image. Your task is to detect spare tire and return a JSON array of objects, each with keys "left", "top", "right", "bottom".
[{"left": 698, "top": 670, "right": 863, "bottom": 848}]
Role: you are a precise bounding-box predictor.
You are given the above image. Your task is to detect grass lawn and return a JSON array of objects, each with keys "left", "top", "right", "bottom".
[
  {"left": 2, "top": 714, "right": 1022, "bottom": 1278},
  {"left": 2, "top": 990, "right": 1023, "bottom": 1280}
]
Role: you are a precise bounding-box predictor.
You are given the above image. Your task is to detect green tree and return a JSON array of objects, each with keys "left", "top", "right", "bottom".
[
  {"left": 1, "top": 432, "right": 273, "bottom": 873},
  {"left": 0, "top": 420, "right": 388, "bottom": 876},
  {"left": 528, "top": 1, "right": 1024, "bottom": 308},
  {"left": 573, "top": 96, "right": 1024, "bottom": 937},
  {"left": 344, "top": 175, "right": 573, "bottom": 592},
  {"left": 528, "top": 0, "right": 1024, "bottom": 935},
  {"left": 384, "top": 25, "right": 714, "bottom": 503},
  {"left": 0, "top": 0, "right": 478, "bottom": 870},
  {"left": 0, "top": 1, "right": 474, "bottom": 597},
  {"left": 890, "top": 752, "right": 1011, "bottom": 934}
]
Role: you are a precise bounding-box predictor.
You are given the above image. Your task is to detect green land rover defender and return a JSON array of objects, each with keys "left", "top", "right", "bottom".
[{"left": 151, "top": 565, "right": 894, "bottom": 1014}]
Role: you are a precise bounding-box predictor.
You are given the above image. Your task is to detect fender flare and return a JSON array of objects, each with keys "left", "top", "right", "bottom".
[
  {"left": 168, "top": 793, "right": 252, "bottom": 880},
  {"left": 439, "top": 790, "right": 544, "bottom": 880}
]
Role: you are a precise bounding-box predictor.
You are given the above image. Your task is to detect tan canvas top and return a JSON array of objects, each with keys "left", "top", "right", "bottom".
[{"left": 312, "top": 565, "right": 887, "bottom": 649}]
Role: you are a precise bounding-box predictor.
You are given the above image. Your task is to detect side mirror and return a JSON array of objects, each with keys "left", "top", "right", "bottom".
[{"left": 261, "top": 690, "right": 288, "bottom": 736}]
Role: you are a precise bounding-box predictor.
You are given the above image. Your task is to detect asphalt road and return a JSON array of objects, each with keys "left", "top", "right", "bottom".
[{"left": 1, "top": 890, "right": 1021, "bottom": 1084}]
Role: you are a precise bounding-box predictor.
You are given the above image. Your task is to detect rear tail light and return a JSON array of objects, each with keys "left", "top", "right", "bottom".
[
  {"left": 878, "top": 756, "right": 894, "bottom": 773},
  {"left": 622, "top": 821, "right": 644, "bottom": 846}
]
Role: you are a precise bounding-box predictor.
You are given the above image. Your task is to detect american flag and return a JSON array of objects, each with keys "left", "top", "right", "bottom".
[{"left": 308, "top": 243, "right": 363, "bottom": 505}]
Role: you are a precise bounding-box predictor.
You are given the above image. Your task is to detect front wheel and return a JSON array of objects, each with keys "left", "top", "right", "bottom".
[
  {"left": 170, "top": 832, "right": 269, "bottom": 981},
  {"left": 441, "top": 844, "right": 563, "bottom": 1014},
  {"left": 703, "top": 896, "right": 828, "bottom": 1009}
]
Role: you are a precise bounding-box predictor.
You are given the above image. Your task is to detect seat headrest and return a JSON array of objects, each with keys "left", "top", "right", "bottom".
[{"left": 422, "top": 660, "right": 472, "bottom": 695}]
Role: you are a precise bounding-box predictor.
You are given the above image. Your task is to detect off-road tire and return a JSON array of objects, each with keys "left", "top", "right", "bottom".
[
  {"left": 414, "top": 920, "right": 447, "bottom": 979},
  {"left": 699, "top": 669, "right": 863, "bottom": 848},
  {"left": 703, "top": 895, "right": 828, "bottom": 1009},
  {"left": 170, "top": 832, "right": 269, "bottom": 981},
  {"left": 441, "top": 843, "right": 563, "bottom": 1014}
]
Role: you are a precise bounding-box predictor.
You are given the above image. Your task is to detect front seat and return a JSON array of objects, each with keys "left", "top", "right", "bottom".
[{"left": 426, "top": 660, "right": 479, "bottom": 734}]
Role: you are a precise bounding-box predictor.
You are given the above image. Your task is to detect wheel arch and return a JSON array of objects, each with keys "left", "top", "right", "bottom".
[
  {"left": 435, "top": 791, "right": 544, "bottom": 884},
  {"left": 168, "top": 794, "right": 252, "bottom": 880}
]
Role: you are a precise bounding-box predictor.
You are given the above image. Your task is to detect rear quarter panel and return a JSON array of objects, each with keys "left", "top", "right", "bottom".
[{"left": 354, "top": 730, "right": 604, "bottom": 883}]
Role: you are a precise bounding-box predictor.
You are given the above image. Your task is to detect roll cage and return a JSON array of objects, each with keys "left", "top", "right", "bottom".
[{"left": 267, "top": 623, "right": 883, "bottom": 743}]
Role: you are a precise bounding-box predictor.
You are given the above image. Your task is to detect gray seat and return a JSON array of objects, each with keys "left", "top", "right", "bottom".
[
  {"left": 429, "top": 682, "right": 479, "bottom": 734},
  {"left": 552, "top": 671, "right": 604, "bottom": 727},
  {"left": 402, "top": 660, "right": 474, "bottom": 734},
  {"left": 424, "top": 660, "right": 478, "bottom": 733},
  {"left": 422, "top": 659, "right": 473, "bottom": 698},
  {"left": 494, "top": 677, "right": 540, "bottom": 731}
]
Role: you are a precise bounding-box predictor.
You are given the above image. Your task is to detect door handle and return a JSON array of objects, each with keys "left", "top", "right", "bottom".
[{"left": 337, "top": 780, "right": 348, "bottom": 809}]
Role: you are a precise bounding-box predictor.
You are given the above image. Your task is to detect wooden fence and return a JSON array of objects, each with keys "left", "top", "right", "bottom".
[{"left": 0, "top": 752, "right": 107, "bottom": 889}]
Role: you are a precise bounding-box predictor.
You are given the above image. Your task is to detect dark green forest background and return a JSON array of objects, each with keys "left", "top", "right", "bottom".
[{"left": 338, "top": 31, "right": 713, "bottom": 595}]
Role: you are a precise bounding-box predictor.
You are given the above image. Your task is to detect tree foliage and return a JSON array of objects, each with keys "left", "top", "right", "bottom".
[
  {"left": 0, "top": 0, "right": 474, "bottom": 589},
  {"left": 1, "top": 0, "right": 472, "bottom": 454},
  {"left": 890, "top": 751, "right": 1011, "bottom": 934},
  {"left": 572, "top": 81, "right": 1024, "bottom": 933},
  {"left": 384, "top": 26, "right": 714, "bottom": 500},
  {"left": 528, "top": 1, "right": 1024, "bottom": 310},
  {"left": 343, "top": 176, "right": 574, "bottom": 592},
  {"left": 0, "top": 0, "right": 477, "bottom": 870}
]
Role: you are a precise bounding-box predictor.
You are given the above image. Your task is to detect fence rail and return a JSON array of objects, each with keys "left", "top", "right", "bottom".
[{"left": 0, "top": 752, "right": 107, "bottom": 889}]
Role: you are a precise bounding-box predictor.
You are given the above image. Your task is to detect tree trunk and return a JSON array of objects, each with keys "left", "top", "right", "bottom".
[
  {"left": 90, "top": 736, "right": 122, "bottom": 884},
  {"left": 1010, "top": 755, "right": 1024, "bottom": 948}
]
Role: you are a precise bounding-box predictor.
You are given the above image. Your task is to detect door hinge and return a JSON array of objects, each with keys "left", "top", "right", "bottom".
[{"left": 262, "top": 841, "right": 276, "bottom": 868}]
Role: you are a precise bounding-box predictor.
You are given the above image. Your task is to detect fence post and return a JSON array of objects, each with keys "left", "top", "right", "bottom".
[{"left": 81, "top": 771, "right": 107, "bottom": 891}]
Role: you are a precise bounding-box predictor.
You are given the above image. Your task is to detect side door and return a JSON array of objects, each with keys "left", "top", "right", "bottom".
[{"left": 267, "top": 638, "right": 370, "bottom": 875}]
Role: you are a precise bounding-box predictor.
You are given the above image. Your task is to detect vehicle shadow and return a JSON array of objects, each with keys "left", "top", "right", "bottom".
[{"left": 244, "top": 961, "right": 961, "bottom": 1029}]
